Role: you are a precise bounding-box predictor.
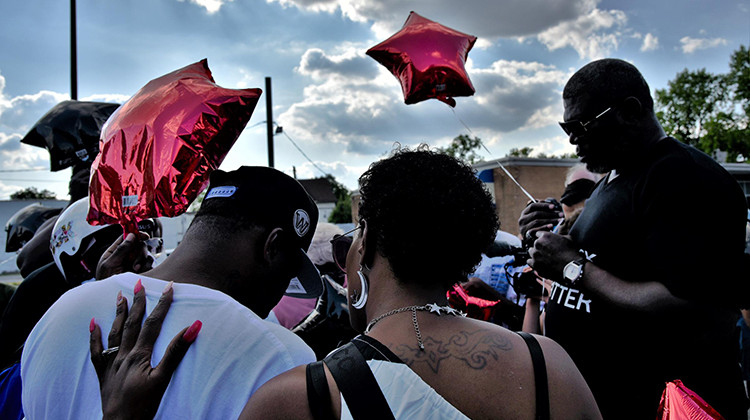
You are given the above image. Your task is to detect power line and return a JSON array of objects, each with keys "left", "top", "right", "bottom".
[
  {"left": 278, "top": 129, "right": 330, "bottom": 177},
  {"left": 248, "top": 120, "right": 330, "bottom": 178}
]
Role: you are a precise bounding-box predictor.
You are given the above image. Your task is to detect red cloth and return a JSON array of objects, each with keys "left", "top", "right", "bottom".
[{"left": 657, "top": 380, "right": 724, "bottom": 420}]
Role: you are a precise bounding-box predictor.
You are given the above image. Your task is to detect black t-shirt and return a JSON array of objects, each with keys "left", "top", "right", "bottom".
[{"left": 546, "top": 138, "right": 748, "bottom": 419}]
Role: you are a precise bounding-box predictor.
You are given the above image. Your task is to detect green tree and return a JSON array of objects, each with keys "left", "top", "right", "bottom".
[
  {"left": 655, "top": 68, "right": 729, "bottom": 147},
  {"left": 655, "top": 45, "right": 749, "bottom": 161},
  {"left": 10, "top": 187, "right": 56, "bottom": 200},
  {"left": 437, "top": 134, "right": 483, "bottom": 164},
  {"left": 727, "top": 45, "right": 750, "bottom": 115},
  {"left": 187, "top": 190, "right": 206, "bottom": 213},
  {"left": 326, "top": 175, "right": 352, "bottom": 224},
  {"left": 506, "top": 147, "right": 534, "bottom": 157}
]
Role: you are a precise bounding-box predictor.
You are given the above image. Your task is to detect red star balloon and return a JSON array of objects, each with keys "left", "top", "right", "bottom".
[
  {"left": 367, "top": 11, "right": 477, "bottom": 107},
  {"left": 87, "top": 59, "right": 261, "bottom": 234}
]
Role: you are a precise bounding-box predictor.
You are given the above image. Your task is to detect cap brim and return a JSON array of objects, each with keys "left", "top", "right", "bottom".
[{"left": 284, "top": 249, "right": 324, "bottom": 299}]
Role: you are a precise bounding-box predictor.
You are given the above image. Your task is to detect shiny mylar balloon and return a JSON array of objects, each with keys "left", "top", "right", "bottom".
[
  {"left": 21, "top": 101, "right": 120, "bottom": 171},
  {"left": 447, "top": 283, "right": 498, "bottom": 321},
  {"left": 657, "top": 380, "right": 723, "bottom": 419},
  {"left": 366, "top": 11, "right": 476, "bottom": 107},
  {"left": 87, "top": 59, "right": 261, "bottom": 234}
]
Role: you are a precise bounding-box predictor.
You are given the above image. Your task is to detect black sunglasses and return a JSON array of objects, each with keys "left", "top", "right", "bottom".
[
  {"left": 558, "top": 106, "right": 613, "bottom": 137},
  {"left": 330, "top": 225, "right": 360, "bottom": 272}
]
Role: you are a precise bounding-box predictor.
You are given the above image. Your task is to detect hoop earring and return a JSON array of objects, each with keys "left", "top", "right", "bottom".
[{"left": 352, "top": 266, "right": 370, "bottom": 309}]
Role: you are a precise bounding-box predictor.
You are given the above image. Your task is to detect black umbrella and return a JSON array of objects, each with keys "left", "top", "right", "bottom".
[
  {"left": 5, "top": 203, "right": 63, "bottom": 252},
  {"left": 21, "top": 100, "right": 120, "bottom": 171}
]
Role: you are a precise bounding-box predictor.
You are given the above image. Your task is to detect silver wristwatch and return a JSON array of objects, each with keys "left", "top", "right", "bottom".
[{"left": 562, "top": 257, "right": 587, "bottom": 285}]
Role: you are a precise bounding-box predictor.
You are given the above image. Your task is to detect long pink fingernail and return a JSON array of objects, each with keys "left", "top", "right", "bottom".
[
  {"left": 134, "top": 279, "right": 143, "bottom": 294},
  {"left": 182, "top": 320, "right": 202, "bottom": 343},
  {"left": 163, "top": 281, "right": 173, "bottom": 294},
  {"left": 116, "top": 290, "right": 123, "bottom": 304},
  {"left": 89, "top": 317, "right": 96, "bottom": 333}
]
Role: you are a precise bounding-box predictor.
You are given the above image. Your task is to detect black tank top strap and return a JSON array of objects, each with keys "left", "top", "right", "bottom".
[
  {"left": 306, "top": 361, "right": 335, "bottom": 420},
  {"left": 349, "top": 334, "right": 405, "bottom": 363},
  {"left": 517, "top": 331, "right": 550, "bottom": 420}
]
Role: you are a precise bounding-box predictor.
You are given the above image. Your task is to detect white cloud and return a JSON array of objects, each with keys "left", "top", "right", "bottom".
[
  {"left": 234, "top": 68, "right": 264, "bottom": 89},
  {"left": 679, "top": 36, "right": 728, "bottom": 54},
  {"left": 536, "top": 7, "right": 627, "bottom": 60},
  {"left": 296, "top": 47, "right": 378, "bottom": 81},
  {"left": 279, "top": 50, "right": 569, "bottom": 164},
  {"left": 80, "top": 94, "right": 131, "bottom": 104},
  {"left": 534, "top": 136, "right": 576, "bottom": 156},
  {"left": 0, "top": 141, "right": 47, "bottom": 169},
  {"left": 0, "top": 71, "right": 116, "bottom": 200},
  {"left": 467, "top": 60, "right": 569, "bottom": 131},
  {"left": 290, "top": 160, "right": 366, "bottom": 189},
  {"left": 524, "top": 105, "right": 563, "bottom": 130},
  {"left": 267, "top": 0, "right": 597, "bottom": 40},
  {"left": 640, "top": 33, "right": 659, "bottom": 52},
  {"left": 0, "top": 72, "right": 69, "bottom": 134},
  {"left": 178, "top": 0, "right": 233, "bottom": 14},
  {"left": 266, "top": 0, "right": 637, "bottom": 62}
]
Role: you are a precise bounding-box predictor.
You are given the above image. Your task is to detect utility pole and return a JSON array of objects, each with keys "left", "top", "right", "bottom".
[
  {"left": 265, "top": 77, "right": 274, "bottom": 168},
  {"left": 70, "top": 0, "right": 77, "bottom": 100}
]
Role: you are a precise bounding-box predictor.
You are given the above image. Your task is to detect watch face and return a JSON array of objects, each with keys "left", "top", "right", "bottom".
[{"left": 563, "top": 261, "right": 582, "bottom": 281}]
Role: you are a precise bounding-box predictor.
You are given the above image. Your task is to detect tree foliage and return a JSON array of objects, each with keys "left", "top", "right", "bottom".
[
  {"left": 437, "top": 134, "right": 483, "bottom": 164},
  {"left": 507, "top": 147, "right": 534, "bottom": 157},
  {"left": 11, "top": 187, "right": 57, "bottom": 200},
  {"left": 326, "top": 175, "right": 352, "bottom": 224},
  {"left": 505, "top": 147, "right": 576, "bottom": 159},
  {"left": 655, "top": 45, "right": 749, "bottom": 162}
]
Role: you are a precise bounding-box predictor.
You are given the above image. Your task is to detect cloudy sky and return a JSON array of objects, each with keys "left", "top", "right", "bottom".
[{"left": 0, "top": 0, "right": 748, "bottom": 199}]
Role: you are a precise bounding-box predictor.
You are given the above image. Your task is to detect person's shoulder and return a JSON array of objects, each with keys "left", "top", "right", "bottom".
[
  {"left": 240, "top": 365, "right": 313, "bottom": 420},
  {"left": 252, "top": 318, "right": 316, "bottom": 363},
  {"left": 649, "top": 138, "right": 729, "bottom": 178}
]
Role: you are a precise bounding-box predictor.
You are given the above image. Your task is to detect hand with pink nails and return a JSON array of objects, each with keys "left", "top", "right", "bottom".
[{"left": 89, "top": 280, "right": 201, "bottom": 420}]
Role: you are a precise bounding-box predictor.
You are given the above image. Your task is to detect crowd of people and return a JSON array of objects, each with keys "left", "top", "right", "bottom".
[{"left": 0, "top": 58, "right": 748, "bottom": 420}]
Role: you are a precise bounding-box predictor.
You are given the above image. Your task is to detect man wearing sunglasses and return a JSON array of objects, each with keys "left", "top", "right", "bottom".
[{"left": 519, "top": 58, "right": 748, "bottom": 419}]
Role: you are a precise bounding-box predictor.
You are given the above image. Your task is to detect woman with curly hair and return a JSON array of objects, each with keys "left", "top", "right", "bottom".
[{"left": 89, "top": 147, "right": 600, "bottom": 419}]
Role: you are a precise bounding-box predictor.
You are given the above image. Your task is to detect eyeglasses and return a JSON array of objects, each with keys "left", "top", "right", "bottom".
[
  {"left": 330, "top": 225, "right": 360, "bottom": 272},
  {"left": 558, "top": 106, "right": 613, "bottom": 137}
]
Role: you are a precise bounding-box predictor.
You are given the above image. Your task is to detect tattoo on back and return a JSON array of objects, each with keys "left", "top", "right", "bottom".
[{"left": 393, "top": 330, "right": 512, "bottom": 374}]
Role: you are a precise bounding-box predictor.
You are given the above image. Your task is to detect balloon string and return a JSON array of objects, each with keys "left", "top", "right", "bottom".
[
  {"left": 449, "top": 106, "right": 492, "bottom": 156},
  {"left": 448, "top": 105, "right": 537, "bottom": 202},
  {"left": 451, "top": 107, "right": 473, "bottom": 134}
]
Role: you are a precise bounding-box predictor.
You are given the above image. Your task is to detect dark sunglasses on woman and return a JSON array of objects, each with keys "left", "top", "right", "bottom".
[{"left": 329, "top": 225, "right": 360, "bottom": 272}]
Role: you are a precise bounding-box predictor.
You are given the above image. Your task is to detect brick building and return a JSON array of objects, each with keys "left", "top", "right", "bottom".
[
  {"left": 473, "top": 158, "right": 579, "bottom": 236},
  {"left": 475, "top": 158, "right": 750, "bottom": 237}
]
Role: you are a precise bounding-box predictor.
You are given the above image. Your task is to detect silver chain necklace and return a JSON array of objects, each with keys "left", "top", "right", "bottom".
[{"left": 365, "top": 303, "right": 465, "bottom": 351}]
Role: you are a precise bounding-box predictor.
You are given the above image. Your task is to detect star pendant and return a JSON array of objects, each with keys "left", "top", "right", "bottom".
[{"left": 426, "top": 303, "right": 444, "bottom": 315}]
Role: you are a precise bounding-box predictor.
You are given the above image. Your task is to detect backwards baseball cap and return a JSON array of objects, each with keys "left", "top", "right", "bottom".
[
  {"left": 199, "top": 166, "right": 323, "bottom": 298},
  {"left": 560, "top": 178, "right": 596, "bottom": 207}
]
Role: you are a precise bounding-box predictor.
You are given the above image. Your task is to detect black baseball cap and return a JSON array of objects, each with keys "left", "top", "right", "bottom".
[
  {"left": 200, "top": 166, "right": 323, "bottom": 298},
  {"left": 560, "top": 178, "right": 596, "bottom": 206}
]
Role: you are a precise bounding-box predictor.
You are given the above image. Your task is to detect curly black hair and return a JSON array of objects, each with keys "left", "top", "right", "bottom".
[{"left": 358, "top": 145, "right": 499, "bottom": 289}]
